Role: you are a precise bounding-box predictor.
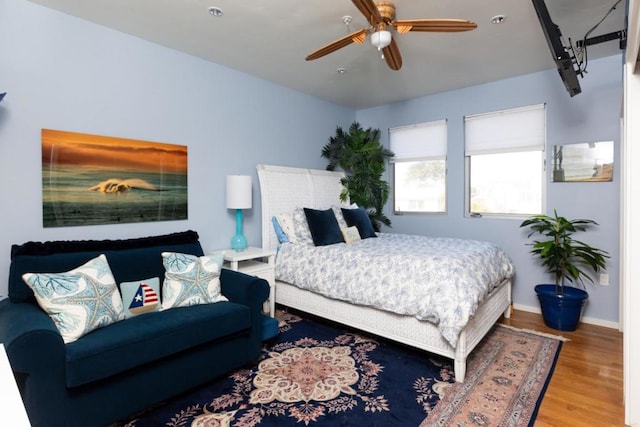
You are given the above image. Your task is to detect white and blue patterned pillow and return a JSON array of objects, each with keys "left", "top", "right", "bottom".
[
  {"left": 161, "top": 252, "right": 228, "bottom": 309},
  {"left": 292, "top": 207, "right": 315, "bottom": 246},
  {"left": 331, "top": 204, "right": 353, "bottom": 229},
  {"left": 22, "top": 254, "right": 125, "bottom": 344}
]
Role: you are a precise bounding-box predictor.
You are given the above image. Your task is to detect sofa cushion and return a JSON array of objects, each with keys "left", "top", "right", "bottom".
[{"left": 65, "top": 301, "right": 251, "bottom": 388}]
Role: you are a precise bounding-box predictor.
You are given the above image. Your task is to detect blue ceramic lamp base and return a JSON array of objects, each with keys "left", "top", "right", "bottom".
[{"left": 231, "top": 209, "right": 247, "bottom": 251}]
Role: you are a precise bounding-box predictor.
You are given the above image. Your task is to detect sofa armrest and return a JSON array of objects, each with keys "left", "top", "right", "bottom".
[
  {"left": 219, "top": 269, "right": 269, "bottom": 309},
  {"left": 0, "top": 298, "right": 66, "bottom": 425},
  {"left": 219, "top": 269, "right": 270, "bottom": 351},
  {"left": 0, "top": 300, "right": 65, "bottom": 374},
  {"left": 0, "top": 300, "right": 67, "bottom": 427}
]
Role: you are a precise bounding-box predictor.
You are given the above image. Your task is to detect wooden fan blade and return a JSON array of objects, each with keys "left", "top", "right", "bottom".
[
  {"left": 383, "top": 37, "right": 402, "bottom": 70},
  {"left": 305, "top": 29, "right": 368, "bottom": 61},
  {"left": 393, "top": 19, "right": 477, "bottom": 34},
  {"left": 352, "top": 0, "right": 383, "bottom": 25}
]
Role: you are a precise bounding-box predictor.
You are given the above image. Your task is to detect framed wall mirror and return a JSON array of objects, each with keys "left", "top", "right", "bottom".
[{"left": 551, "top": 140, "right": 614, "bottom": 182}]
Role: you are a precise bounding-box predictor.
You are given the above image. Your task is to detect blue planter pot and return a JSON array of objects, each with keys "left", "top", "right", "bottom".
[{"left": 534, "top": 284, "right": 588, "bottom": 331}]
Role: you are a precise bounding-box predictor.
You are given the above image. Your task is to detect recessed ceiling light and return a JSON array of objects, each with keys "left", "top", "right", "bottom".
[
  {"left": 208, "top": 6, "right": 223, "bottom": 17},
  {"left": 337, "top": 68, "right": 347, "bottom": 74},
  {"left": 491, "top": 14, "right": 505, "bottom": 24}
]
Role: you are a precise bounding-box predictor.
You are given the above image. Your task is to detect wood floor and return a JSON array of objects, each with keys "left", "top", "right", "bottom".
[{"left": 500, "top": 310, "right": 624, "bottom": 427}]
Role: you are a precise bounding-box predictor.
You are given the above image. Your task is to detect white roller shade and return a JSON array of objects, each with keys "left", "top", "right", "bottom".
[
  {"left": 390, "top": 119, "right": 447, "bottom": 162},
  {"left": 464, "top": 104, "right": 545, "bottom": 155}
]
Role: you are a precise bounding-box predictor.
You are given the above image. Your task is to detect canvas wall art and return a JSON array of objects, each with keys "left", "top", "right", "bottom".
[{"left": 42, "top": 129, "right": 188, "bottom": 227}]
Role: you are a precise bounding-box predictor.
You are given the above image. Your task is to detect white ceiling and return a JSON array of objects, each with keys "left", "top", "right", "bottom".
[{"left": 26, "top": 0, "right": 627, "bottom": 109}]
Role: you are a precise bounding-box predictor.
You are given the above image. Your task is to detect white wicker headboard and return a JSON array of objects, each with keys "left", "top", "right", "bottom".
[{"left": 257, "top": 164, "right": 346, "bottom": 251}]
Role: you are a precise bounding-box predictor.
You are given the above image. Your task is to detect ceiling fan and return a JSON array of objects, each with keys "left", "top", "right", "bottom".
[{"left": 305, "top": 0, "right": 478, "bottom": 70}]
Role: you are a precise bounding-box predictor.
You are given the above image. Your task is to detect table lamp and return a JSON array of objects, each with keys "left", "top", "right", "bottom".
[{"left": 226, "top": 175, "right": 252, "bottom": 251}]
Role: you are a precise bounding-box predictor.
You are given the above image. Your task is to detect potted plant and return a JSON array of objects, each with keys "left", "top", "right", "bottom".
[
  {"left": 520, "top": 210, "right": 609, "bottom": 331},
  {"left": 321, "top": 121, "right": 394, "bottom": 231}
]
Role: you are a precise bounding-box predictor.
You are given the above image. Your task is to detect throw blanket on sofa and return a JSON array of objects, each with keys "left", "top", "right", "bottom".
[{"left": 275, "top": 233, "right": 514, "bottom": 347}]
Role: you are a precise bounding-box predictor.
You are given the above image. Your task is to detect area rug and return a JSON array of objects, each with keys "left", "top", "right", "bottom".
[{"left": 117, "top": 313, "right": 562, "bottom": 427}]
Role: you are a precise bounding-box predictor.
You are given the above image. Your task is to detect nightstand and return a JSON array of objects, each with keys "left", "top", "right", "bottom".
[{"left": 222, "top": 246, "right": 276, "bottom": 317}]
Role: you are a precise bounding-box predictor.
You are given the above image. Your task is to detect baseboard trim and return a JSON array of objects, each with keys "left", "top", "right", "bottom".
[{"left": 512, "top": 303, "right": 620, "bottom": 330}]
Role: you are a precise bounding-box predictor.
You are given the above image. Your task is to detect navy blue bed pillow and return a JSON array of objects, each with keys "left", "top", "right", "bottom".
[
  {"left": 303, "top": 208, "right": 345, "bottom": 246},
  {"left": 341, "top": 207, "right": 377, "bottom": 239}
]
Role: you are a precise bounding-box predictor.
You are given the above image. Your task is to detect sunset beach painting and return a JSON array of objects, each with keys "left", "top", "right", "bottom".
[{"left": 42, "top": 129, "right": 188, "bottom": 227}]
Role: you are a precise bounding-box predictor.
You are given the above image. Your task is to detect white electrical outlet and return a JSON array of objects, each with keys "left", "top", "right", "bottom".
[{"left": 600, "top": 273, "right": 610, "bottom": 286}]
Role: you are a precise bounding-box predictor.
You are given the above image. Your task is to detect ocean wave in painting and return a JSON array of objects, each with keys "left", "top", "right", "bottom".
[{"left": 89, "top": 178, "right": 161, "bottom": 193}]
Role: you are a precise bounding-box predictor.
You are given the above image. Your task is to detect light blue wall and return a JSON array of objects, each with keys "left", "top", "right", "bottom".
[
  {"left": 0, "top": 0, "right": 623, "bottom": 324},
  {"left": 356, "top": 55, "right": 622, "bottom": 323},
  {"left": 0, "top": 0, "right": 353, "bottom": 295}
]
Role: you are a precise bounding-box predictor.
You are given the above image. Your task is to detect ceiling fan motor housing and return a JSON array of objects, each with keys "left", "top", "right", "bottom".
[{"left": 377, "top": 1, "right": 396, "bottom": 23}]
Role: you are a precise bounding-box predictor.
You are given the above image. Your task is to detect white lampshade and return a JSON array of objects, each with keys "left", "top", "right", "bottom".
[
  {"left": 371, "top": 30, "right": 392, "bottom": 49},
  {"left": 226, "top": 175, "right": 252, "bottom": 209}
]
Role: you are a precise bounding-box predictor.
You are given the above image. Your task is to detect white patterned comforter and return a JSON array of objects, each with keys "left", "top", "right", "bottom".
[{"left": 275, "top": 233, "right": 514, "bottom": 347}]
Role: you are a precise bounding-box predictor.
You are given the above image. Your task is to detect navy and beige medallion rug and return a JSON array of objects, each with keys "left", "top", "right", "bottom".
[{"left": 117, "top": 312, "right": 562, "bottom": 427}]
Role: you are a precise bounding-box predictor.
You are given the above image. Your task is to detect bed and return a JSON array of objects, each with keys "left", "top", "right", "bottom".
[{"left": 257, "top": 164, "right": 513, "bottom": 382}]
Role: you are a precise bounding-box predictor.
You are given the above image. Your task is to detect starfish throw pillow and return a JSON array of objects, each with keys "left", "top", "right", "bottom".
[
  {"left": 161, "top": 252, "right": 228, "bottom": 309},
  {"left": 22, "top": 254, "right": 125, "bottom": 343}
]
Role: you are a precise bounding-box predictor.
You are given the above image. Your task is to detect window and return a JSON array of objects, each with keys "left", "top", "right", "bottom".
[
  {"left": 390, "top": 120, "right": 447, "bottom": 213},
  {"left": 464, "top": 104, "right": 545, "bottom": 217}
]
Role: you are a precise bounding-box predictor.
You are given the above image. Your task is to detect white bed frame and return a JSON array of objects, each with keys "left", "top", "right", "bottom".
[{"left": 257, "top": 164, "right": 512, "bottom": 382}]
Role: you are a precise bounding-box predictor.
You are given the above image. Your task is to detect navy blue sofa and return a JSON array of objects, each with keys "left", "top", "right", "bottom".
[{"left": 0, "top": 230, "right": 269, "bottom": 427}]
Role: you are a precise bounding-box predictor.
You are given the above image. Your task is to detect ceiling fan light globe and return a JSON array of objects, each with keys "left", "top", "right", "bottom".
[{"left": 371, "top": 30, "right": 392, "bottom": 49}]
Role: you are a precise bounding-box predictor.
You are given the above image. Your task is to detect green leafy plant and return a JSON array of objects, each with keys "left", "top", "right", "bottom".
[
  {"left": 520, "top": 209, "right": 609, "bottom": 294},
  {"left": 321, "top": 121, "right": 394, "bottom": 231}
]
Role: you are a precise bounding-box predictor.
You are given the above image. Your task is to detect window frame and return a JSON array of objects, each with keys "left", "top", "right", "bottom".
[
  {"left": 390, "top": 119, "right": 448, "bottom": 215},
  {"left": 463, "top": 104, "right": 547, "bottom": 219}
]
